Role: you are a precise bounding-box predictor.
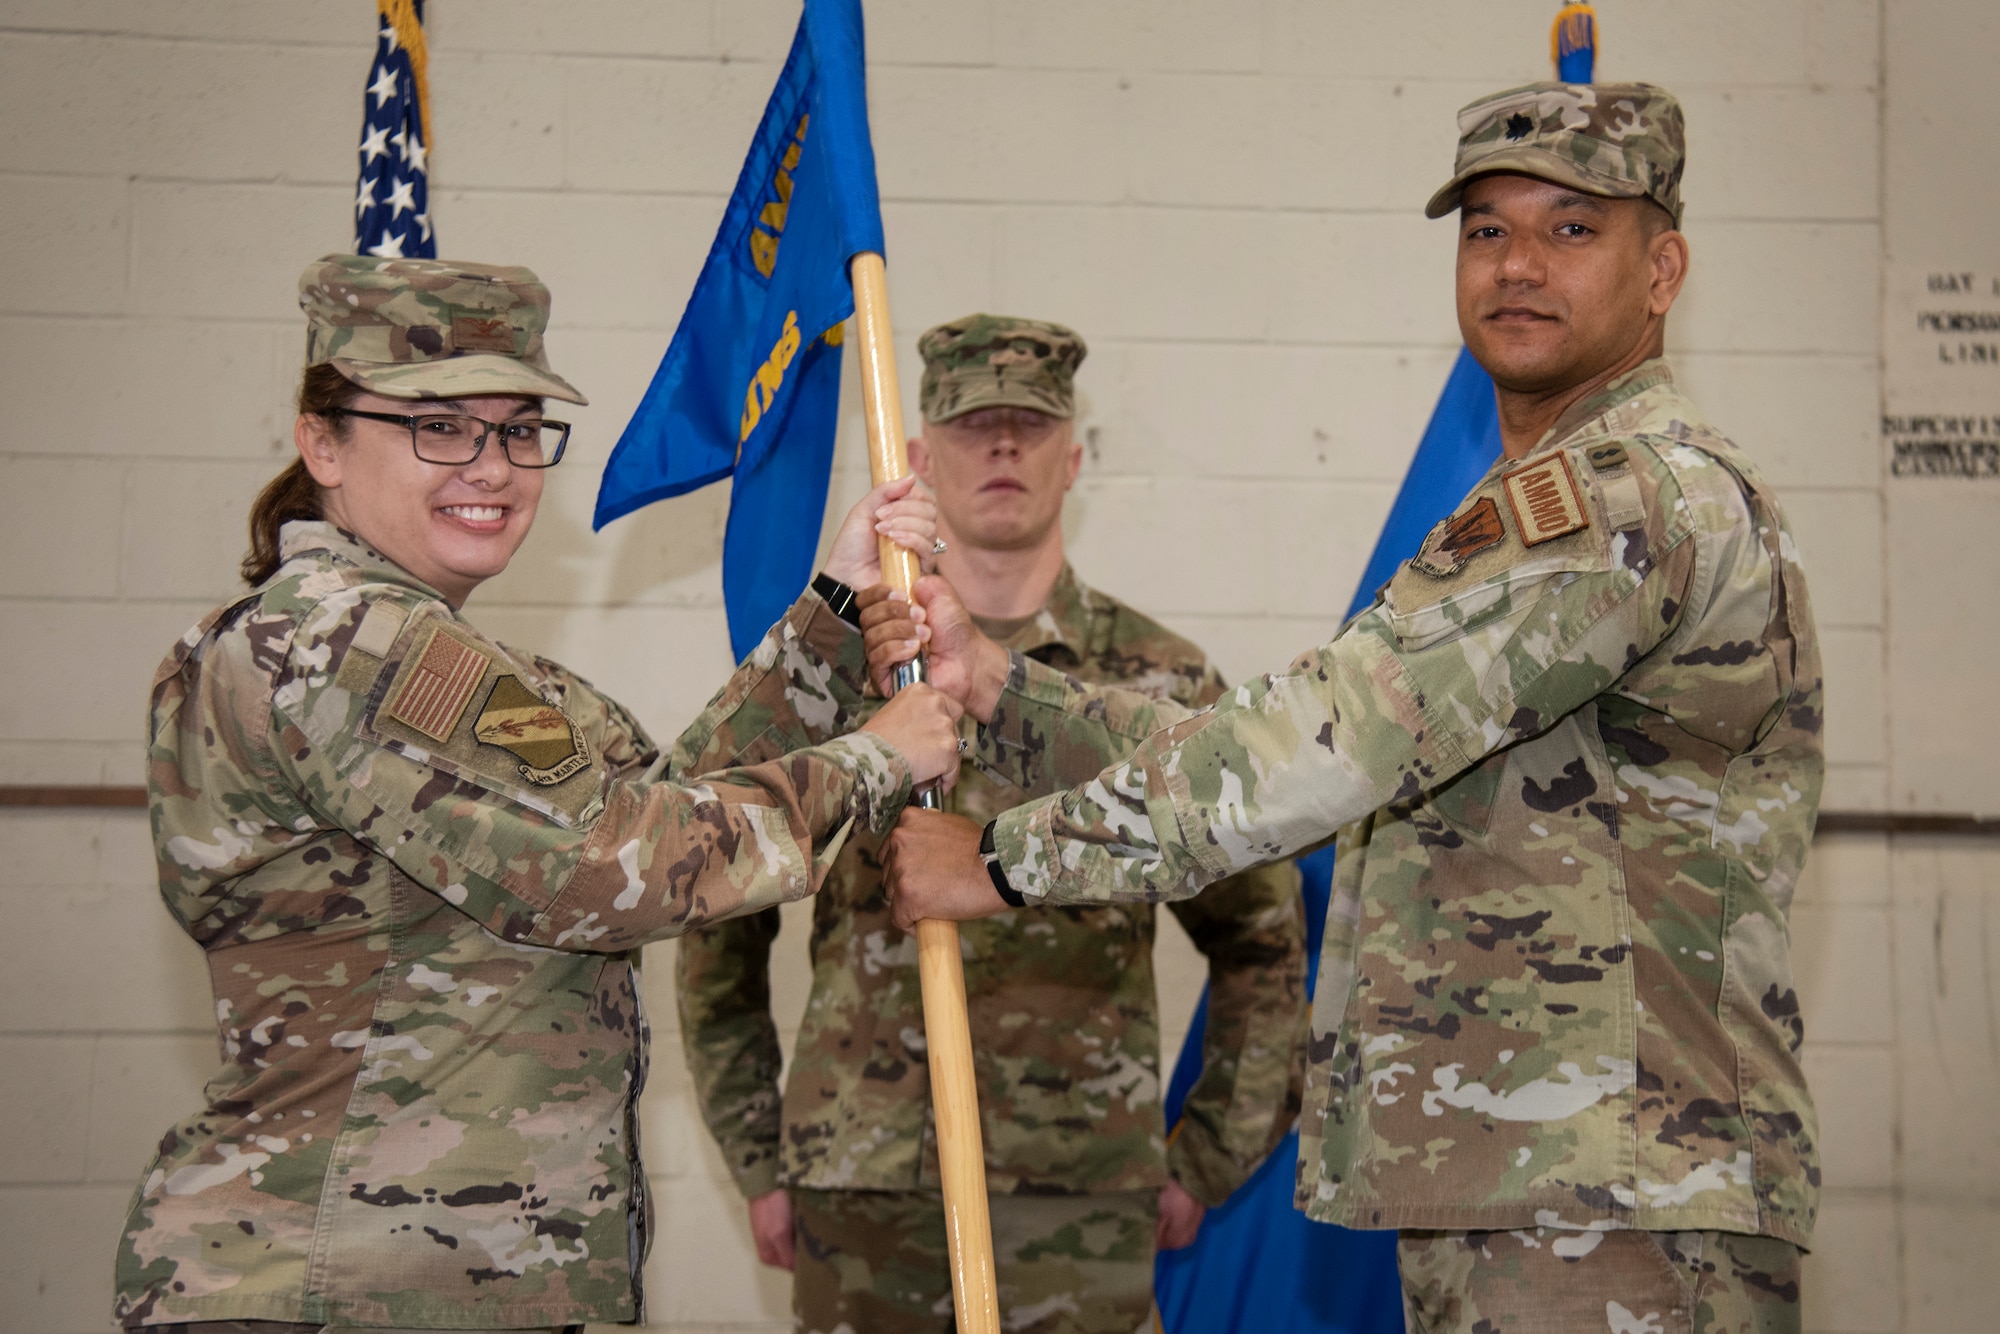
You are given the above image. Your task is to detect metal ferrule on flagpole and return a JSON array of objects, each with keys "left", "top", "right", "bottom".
[{"left": 848, "top": 250, "right": 1002, "bottom": 1334}]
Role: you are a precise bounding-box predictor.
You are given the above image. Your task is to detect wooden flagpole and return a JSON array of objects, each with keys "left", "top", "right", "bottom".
[{"left": 848, "top": 250, "right": 1002, "bottom": 1334}]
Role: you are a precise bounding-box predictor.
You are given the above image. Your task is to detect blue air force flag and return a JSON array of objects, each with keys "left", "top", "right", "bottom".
[
  {"left": 353, "top": 0, "right": 433, "bottom": 260},
  {"left": 593, "top": 0, "right": 885, "bottom": 662}
]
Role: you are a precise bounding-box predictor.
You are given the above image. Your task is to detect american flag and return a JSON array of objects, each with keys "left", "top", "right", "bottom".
[
  {"left": 353, "top": 0, "right": 434, "bottom": 259},
  {"left": 389, "top": 628, "right": 488, "bottom": 743}
]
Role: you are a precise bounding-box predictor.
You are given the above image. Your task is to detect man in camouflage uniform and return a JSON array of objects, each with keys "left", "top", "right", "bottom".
[
  {"left": 880, "top": 86, "right": 1823, "bottom": 1334},
  {"left": 676, "top": 316, "right": 1309, "bottom": 1334}
]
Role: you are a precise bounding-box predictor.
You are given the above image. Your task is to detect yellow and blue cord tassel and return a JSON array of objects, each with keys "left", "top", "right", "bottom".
[{"left": 1552, "top": 2, "right": 1597, "bottom": 83}]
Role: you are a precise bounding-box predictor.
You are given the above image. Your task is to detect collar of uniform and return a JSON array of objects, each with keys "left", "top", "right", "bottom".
[
  {"left": 1530, "top": 357, "right": 1677, "bottom": 456},
  {"left": 971, "top": 561, "right": 1093, "bottom": 665},
  {"left": 275, "top": 519, "right": 450, "bottom": 601}
]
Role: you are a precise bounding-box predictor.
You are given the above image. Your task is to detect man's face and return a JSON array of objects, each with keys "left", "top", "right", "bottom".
[
  {"left": 911, "top": 406, "right": 1082, "bottom": 552},
  {"left": 1455, "top": 173, "right": 1684, "bottom": 394}
]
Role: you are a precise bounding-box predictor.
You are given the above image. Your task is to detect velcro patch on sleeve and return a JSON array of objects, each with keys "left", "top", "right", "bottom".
[
  {"left": 350, "top": 601, "right": 407, "bottom": 658},
  {"left": 334, "top": 601, "right": 411, "bottom": 696},
  {"left": 1503, "top": 452, "right": 1590, "bottom": 546},
  {"left": 1410, "top": 496, "right": 1507, "bottom": 578},
  {"left": 388, "top": 625, "right": 491, "bottom": 742},
  {"left": 1585, "top": 440, "right": 1646, "bottom": 531}
]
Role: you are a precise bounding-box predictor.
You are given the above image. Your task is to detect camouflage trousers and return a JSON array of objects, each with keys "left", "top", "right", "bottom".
[
  {"left": 792, "top": 1187, "right": 1157, "bottom": 1334},
  {"left": 1398, "top": 1228, "right": 1802, "bottom": 1334}
]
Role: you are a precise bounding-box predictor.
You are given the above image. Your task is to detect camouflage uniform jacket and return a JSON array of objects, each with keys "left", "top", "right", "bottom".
[
  {"left": 976, "top": 363, "right": 1824, "bottom": 1245},
  {"left": 116, "top": 521, "right": 908, "bottom": 1329},
  {"left": 676, "top": 565, "right": 1308, "bottom": 1205}
]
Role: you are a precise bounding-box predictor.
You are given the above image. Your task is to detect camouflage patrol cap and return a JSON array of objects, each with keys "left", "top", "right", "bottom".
[
  {"left": 1425, "top": 82, "right": 1686, "bottom": 226},
  {"left": 298, "top": 254, "right": 587, "bottom": 404},
  {"left": 918, "top": 314, "right": 1086, "bottom": 423}
]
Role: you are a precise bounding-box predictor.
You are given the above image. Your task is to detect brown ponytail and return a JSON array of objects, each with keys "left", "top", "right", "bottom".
[{"left": 241, "top": 363, "right": 363, "bottom": 585}]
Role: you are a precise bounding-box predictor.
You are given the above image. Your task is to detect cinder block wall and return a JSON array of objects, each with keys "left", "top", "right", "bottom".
[{"left": 0, "top": 3, "right": 1992, "bottom": 1332}]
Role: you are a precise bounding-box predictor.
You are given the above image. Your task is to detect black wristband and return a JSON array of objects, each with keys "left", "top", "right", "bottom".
[
  {"left": 811, "top": 572, "right": 862, "bottom": 628},
  {"left": 979, "top": 820, "right": 1026, "bottom": 908}
]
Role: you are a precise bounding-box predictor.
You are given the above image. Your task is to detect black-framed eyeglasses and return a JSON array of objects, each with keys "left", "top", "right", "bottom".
[{"left": 327, "top": 408, "right": 571, "bottom": 468}]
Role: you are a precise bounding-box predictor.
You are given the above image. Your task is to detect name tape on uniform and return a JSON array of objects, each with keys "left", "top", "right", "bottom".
[{"left": 1503, "top": 453, "right": 1590, "bottom": 546}]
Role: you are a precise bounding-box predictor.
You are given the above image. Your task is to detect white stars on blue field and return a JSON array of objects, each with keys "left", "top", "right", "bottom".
[{"left": 354, "top": 6, "right": 432, "bottom": 260}]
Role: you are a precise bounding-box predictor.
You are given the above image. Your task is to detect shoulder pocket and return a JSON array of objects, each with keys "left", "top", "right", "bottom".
[
  {"left": 1384, "top": 459, "right": 1617, "bottom": 653},
  {"left": 353, "top": 611, "right": 604, "bottom": 828},
  {"left": 1385, "top": 555, "right": 1608, "bottom": 654}
]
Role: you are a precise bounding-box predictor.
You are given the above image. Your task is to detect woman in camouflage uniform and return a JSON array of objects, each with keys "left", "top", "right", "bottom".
[{"left": 113, "top": 255, "right": 962, "bottom": 1334}]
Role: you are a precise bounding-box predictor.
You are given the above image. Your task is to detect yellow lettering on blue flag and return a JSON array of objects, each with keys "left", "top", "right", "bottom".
[
  {"left": 749, "top": 115, "right": 810, "bottom": 279},
  {"left": 592, "top": 0, "right": 885, "bottom": 662},
  {"left": 740, "top": 311, "right": 804, "bottom": 442}
]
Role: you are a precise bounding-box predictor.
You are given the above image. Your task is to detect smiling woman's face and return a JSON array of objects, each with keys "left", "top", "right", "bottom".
[{"left": 294, "top": 391, "right": 545, "bottom": 606}]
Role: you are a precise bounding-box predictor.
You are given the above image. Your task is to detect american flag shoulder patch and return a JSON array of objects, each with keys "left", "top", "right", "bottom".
[{"left": 387, "top": 625, "right": 490, "bottom": 742}]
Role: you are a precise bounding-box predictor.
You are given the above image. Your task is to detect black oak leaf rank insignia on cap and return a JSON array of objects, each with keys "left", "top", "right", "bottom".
[
  {"left": 474, "top": 675, "right": 591, "bottom": 786},
  {"left": 1411, "top": 495, "right": 1507, "bottom": 577}
]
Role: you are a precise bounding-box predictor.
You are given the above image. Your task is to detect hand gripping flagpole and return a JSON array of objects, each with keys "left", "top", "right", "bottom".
[{"left": 849, "top": 250, "right": 1002, "bottom": 1334}]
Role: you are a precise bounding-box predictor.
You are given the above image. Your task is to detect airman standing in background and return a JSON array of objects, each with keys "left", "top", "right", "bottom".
[{"left": 676, "top": 315, "right": 1309, "bottom": 1334}]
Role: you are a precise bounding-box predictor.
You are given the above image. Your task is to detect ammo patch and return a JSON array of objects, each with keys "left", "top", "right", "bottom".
[
  {"left": 1503, "top": 453, "right": 1590, "bottom": 546},
  {"left": 1411, "top": 496, "right": 1507, "bottom": 577},
  {"left": 387, "top": 626, "right": 490, "bottom": 742},
  {"left": 474, "top": 675, "right": 591, "bottom": 786},
  {"left": 451, "top": 312, "right": 516, "bottom": 353}
]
